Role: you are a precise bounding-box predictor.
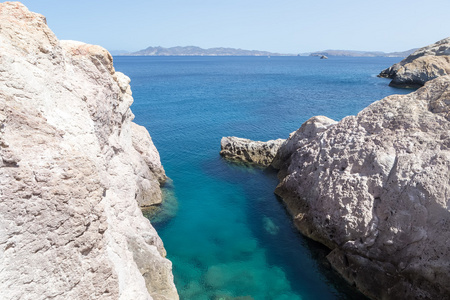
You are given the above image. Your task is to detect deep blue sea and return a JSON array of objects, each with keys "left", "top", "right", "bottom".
[{"left": 114, "top": 56, "right": 411, "bottom": 300}]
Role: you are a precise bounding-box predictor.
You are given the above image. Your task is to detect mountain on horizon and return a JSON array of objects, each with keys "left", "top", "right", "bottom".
[
  {"left": 123, "top": 46, "right": 291, "bottom": 56},
  {"left": 308, "top": 48, "right": 418, "bottom": 57},
  {"left": 111, "top": 46, "right": 418, "bottom": 58}
]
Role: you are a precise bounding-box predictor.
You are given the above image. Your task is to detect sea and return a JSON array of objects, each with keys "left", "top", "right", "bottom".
[{"left": 113, "top": 56, "right": 411, "bottom": 300}]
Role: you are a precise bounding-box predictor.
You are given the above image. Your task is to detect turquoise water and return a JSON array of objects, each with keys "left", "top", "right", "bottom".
[{"left": 114, "top": 56, "right": 410, "bottom": 300}]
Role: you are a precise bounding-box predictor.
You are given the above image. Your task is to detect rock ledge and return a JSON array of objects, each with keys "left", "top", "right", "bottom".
[{"left": 220, "top": 136, "right": 284, "bottom": 167}]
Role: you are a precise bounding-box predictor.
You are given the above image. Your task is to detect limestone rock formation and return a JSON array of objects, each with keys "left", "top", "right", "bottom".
[
  {"left": 0, "top": 2, "right": 177, "bottom": 299},
  {"left": 275, "top": 76, "right": 450, "bottom": 299},
  {"left": 379, "top": 37, "right": 450, "bottom": 88},
  {"left": 220, "top": 136, "right": 285, "bottom": 167}
]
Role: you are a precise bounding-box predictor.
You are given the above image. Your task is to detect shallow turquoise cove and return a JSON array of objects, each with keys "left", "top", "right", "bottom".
[{"left": 114, "top": 56, "right": 410, "bottom": 299}]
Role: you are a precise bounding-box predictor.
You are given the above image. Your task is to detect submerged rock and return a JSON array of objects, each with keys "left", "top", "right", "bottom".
[
  {"left": 0, "top": 2, "right": 177, "bottom": 299},
  {"left": 379, "top": 37, "right": 450, "bottom": 88},
  {"left": 275, "top": 75, "right": 450, "bottom": 299},
  {"left": 263, "top": 217, "right": 279, "bottom": 235},
  {"left": 220, "top": 136, "right": 284, "bottom": 167}
]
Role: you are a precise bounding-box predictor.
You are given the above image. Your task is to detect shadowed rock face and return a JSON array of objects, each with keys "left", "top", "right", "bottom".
[
  {"left": 379, "top": 37, "right": 450, "bottom": 88},
  {"left": 275, "top": 76, "right": 450, "bottom": 300},
  {"left": 0, "top": 2, "right": 177, "bottom": 299}
]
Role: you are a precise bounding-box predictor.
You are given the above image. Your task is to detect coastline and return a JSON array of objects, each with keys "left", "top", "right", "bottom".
[{"left": 3, "top": 2, "right": 448, "bottom": 297}]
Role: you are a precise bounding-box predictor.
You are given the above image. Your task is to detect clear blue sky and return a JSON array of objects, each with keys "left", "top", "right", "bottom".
[{"left": 18, "top": 0, "right": 450, "bottom": 53}]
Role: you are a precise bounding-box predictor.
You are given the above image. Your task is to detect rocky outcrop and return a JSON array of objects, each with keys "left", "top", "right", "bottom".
[
  {"left": 220, "top": 117, "right": 336, "bottom": 170},
  {"left": 220, "top": 136, "right": 285, "bottom": 167},
  {"left": 379, "top": 37, "right": 450, "bottom": 88},
  {"left": 0, "top": 2, "right": 177, "bottom": 299},
  {"left": 275, "top": 76, "right": 450, "bottom": 299}
]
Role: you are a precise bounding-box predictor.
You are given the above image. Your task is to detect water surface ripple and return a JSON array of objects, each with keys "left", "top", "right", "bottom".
[{"left": 114, "top": 56, "right": 410, "bottom": 300}]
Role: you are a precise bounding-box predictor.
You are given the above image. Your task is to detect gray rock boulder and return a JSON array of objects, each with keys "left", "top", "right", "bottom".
[
  {"left": 0, "top": 2, "right": 177, "bottom": 299},
  {"left": 379, "top": 37, "right": 450, "bottom": 88},
  {"left": 220, "top": 136, "right": 285, "bottom": 167},
  {"left": 275, "top": 75, "right": 450, "bottom": 299}
]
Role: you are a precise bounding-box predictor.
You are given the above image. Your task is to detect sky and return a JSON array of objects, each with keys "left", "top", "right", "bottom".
[{"left": 18, "top": 0, "right": 450, "bottom": 54}]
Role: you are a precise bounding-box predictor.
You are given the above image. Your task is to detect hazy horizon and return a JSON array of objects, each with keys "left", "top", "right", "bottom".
[
  {"left": 109, "top": 45, "right": 419, "bottom": 55},
  {"left": 19, "top": 0, "right": 450, "bottom": 54}
]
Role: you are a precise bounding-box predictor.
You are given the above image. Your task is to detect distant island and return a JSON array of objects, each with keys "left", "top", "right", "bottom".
[
  {"left": 120, "top": 46, "right": 291, "bottom": 56},
  {"left": 307, "top": 49, "right": 418, "bottom": 57},
  {"left": 111, "top": 46, "right": 417, "bottom": 58}
]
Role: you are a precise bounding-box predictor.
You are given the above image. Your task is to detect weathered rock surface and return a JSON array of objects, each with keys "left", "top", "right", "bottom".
[
  {"left": 0, "top": 2, "right": 177, "bottom": 299},
  {"left": 272, "top": 116, "right": 337, "bottom": 170},
  {"left": 220, "top": 136, "right": 285, "bottom": 167},
  {"left": 379, "top": 37, "right": 450, "bottom": 88},
  {"left": 275, "top": 76, "right": 450, "bottom": 299}
]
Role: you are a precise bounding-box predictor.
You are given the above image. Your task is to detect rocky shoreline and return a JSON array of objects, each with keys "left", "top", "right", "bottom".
[
  {"left": 221, "top": 40, "right": 450, "bottom": 299},
  {"left": 378, "top": 37, "right": 450, "bottom": 88},
  {"left": 0, "top": 2, "right": 177, "bottom": 299}
]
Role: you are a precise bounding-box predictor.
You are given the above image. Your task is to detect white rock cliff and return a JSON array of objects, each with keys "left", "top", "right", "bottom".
[{"left": 0, "top": 2, "right": 177, "bottom": 299}]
